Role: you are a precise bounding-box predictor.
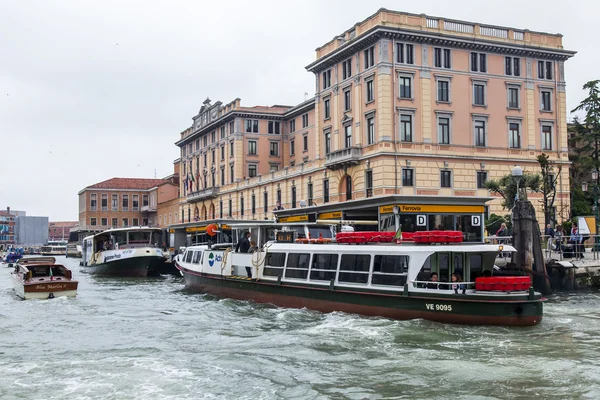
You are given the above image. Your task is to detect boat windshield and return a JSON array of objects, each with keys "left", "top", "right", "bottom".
[{"left": 128, "top": 231, "right": 151, "bottom": 245}]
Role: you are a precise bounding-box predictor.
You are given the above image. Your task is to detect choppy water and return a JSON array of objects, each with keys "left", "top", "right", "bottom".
[{"left": 1, "top": 256, "right": 600, "bottom": 399}]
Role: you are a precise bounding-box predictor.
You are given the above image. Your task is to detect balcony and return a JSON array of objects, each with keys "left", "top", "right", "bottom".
[
  {"left": 141, "top": 205, "right": 157, "bottom": 212},
  {"left": 186, "top": 187, "right": 220, "bottom": 203},
  {"left": 325, "top": 147, "right": 362, "bottom": 170}
]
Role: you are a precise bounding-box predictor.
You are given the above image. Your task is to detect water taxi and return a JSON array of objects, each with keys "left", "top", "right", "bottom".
[
  {"left": 11, "top": 256, "right": 79, "bottom": 300},
  {"left": 175, "top": 228, "right": 543, "bottom": 326},
  {"left": 81, "top": 227, "right": 167, "bottom": 277}
]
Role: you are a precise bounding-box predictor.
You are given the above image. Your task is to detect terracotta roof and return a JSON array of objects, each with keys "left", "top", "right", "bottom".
[
  {"left": 49, "top": 221, "right": 78, "bottom": 227},
  {"left": 86, "top": 178, "right": 167, "bottom": 190}
]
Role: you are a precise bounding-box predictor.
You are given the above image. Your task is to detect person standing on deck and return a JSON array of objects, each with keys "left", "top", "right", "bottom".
[{"left": 235, "top": 231, "right": 251, "bottom": 254}]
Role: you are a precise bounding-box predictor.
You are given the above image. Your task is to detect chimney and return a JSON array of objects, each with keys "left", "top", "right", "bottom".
[{"left": 7, "top": 206, "right": 10, "bottom": 215}]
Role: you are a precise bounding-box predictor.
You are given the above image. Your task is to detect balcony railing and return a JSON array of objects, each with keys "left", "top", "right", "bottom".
[
  {"left": 325, "top": 147, "right": 362, "bottom": 170},
  {"left": 141, "top": 205, "right": 157, "bottom": 212},
  {"left": 186, "top": 187, "right": 220, "bottom": 202}
]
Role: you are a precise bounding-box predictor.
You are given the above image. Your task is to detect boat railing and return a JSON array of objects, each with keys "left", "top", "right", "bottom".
[{"left": 411, "top": 280, "right": 475, "bottom": 290}]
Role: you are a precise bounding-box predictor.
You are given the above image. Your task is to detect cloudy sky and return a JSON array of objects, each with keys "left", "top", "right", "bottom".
[{"left": 0, "top": 0, "right": 595, "bottom": 221}]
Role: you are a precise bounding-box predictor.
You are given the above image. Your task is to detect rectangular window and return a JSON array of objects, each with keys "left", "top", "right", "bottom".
[
  {"left": 91, "top": 217, "right": 97, "bottom": 226},
  {"left": 322, "top": 69, "right": 331, "bottom": 90},
  {"left": 400, "top": 114, "right": 412, "bottom": 142},
  {"left": 219, "top": 200, "right": 223, "bottom": 218},
  {"left": 509, "top": 122, "right": 521, "bottom": 148},
  {"left": 240, "top": 196, "right": 244, "bottom": 216},
  {"left": 508, "top": 87, "right": 519, "bottom": 108},
  {"left": 220, "top": 126, "right": 225, "bottom": 139},
  {"left": 366, "top": 116, "right": 375, "bottom": 145},
  {"left": 248, "top": 164, "right": 257, "bottom": 178},
  {"left": 204, "top": 154, "right": 207, "bottom": 167},
  {"left": 211, "top": 150, "right": 215, "bottom": 164},
  {"left": 132, "top": 195, "right": 139, "bottom": 210},
  {"left": 245, "top": 119, "right": 259, "bottom": 133},
  {"left": 203, "top": 136, "right": 207, "bottom": 147},
  {"left": 505, "top": 57, "right": 521, "bottom": 76},
  {"left": 122, "top": 218, "right": 128, "bottom": 227},
  {"left": 342, "top": 59, "right": 352, "bottom": 80},
  {"left": 435, "top": 48, "right": 451, "bottom": 69},
  {"left": 365, "top": 170, "right": 373, "bottom": 198},
  {"left": 101, "top": 194, "right": 108, "bottom": 211},
  {"left": 268, "top": 121, "right": 280, "bottom": 134},
  {"left": 248, "top": 140, "right": 257, "bottom": 155},
  {"left": 364, "top": 46, "right": 374, "bottom": 69},
  {"left": 122, "top": 194, "right": 128, "bottom": 211},
  {"left": 285, "top": 253, "right": 310, "bottom": 279},
  {"left": 269, "top": 142, "right": 279, "bottom": 156},
  {"left": 438, "top": 117, "right": 450, "bottom": 144},
  {"left": 344, "top": 90, "right": 351, "bottom": 111},
  {"left": 538, "top": 61, "right": 554, "bottom": 80},
  {"left": 307, "top": 183, "right": 313, "bottom": 206},
  {"left": 325, "top": 132, "right": 331, "bottom": 154},
  {"left": 309, "top": 253, "right": 338, "bottom": 281},
  {"left": 132, "top": 217, "right": 139, "bottom": 226},
  {"left": 90, "top": 194, "right": 97, "bottom": 211},
  {"left": 302, "top": 114, "right": 308, "bottom": 128},
  {"left": 303, "top": 135, "right": 308, "bottom": 152},
  {"left": 473, "top": 84, "right": 485, "bottom": 106},
  {"left": 211, "top": 131, "right": 215, "bottom": 143},
  {"left": 291, "top": 186, "right": 296, "bottom": 209},
  {"left": 541, "top": 91, "right": 552, "bottom": 111},
  {"left": 324, "top": 98, "right": 330, "bottom": 119},
  {"left": 323, "top": 179, "right": 329, "bottom": 203},
  {"left": 221, "top": 167, "right": 225, "bottom": 185},
  {"left": 477, "top": 171, "right": 488, "bottom": 189},
  {"left": 228, "top": 199, "right": 232, "bottom": 217},
  {"left": 221, "top": 145, "right": 225, "bottom": 160},
  {"left": 396, "top": 43, "right": 414, "bottom": 64},
  {"left": 290, "top": 140, "right": 295, "bottom": 155},
  {"left": 290, "top": 119, "right": 296, "bottom": 133},
  {"left": 111, "top": 218, "right": 118, "bottom": 228},
  {"left": 399, "top": 76, "right": 411, "bottom": 99},
  {"left": 229, "top": 121, "right": 234, "bottom": 135},
  {"left": 251, "top": 194, "right": 256, "bottom": 215},
  {"left": 277, "top": 189, "right": 281, "bottom": 204},
  {"left": 263, "top": 191, "right": 268, "bottom": 213},
  {"left": 230, "top": 164, "right": 234, "bottom": 183},
  {"left": 142, "top": 194, "right": 149, "bottom": 207},
  {"left": 339, "top": 254, "right": 370, "bottom": 284},
  {"left": 475, "top": 120, "right": 486, "bottom": 147},
  {"left": 542, "top": 125, "right": 553, "bottom": 150},
  {"left": 437, "top": 80, "right": 449, "bottom": 102},
  {"left": 440, "top": 170, "right": 452, "bottom": 188},
  {"left": 101, "top": 218, "right": 108, "bottom": 226},
  {"left": 344, "top": 125, "right": 352, "bottom": 148},
  {"left": 366, "top": 80, "right": 374, "bottom": 102},
  {"left": 402, "top": 168, "right": 414, "bottom": 187},
  {"left": 545, "top": 61, "right": 553, "bottom": 80},
  {"left": 230, "top": 141, "right": 234, "bottom": 157},
  {"left": 471, "top": 52, "right": 487, "bottom": 72}
]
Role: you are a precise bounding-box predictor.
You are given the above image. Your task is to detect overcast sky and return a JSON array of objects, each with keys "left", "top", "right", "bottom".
[{"left": 0, "top": 0, "right": 596, "bottom": 221}]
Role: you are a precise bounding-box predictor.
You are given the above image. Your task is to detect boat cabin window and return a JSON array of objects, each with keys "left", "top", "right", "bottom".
[
  {"left": 309, "top": 253, "right": 338, "bottom": 281},
  {"left": 469, "top": 254, "right": 483, "bottom": 280},
  {"left": 192, "top": 251, "right": 201, "bottom": 264},
  {"left": 338, "top": 254, "right": 370, "bottom": 284},
  {"left": 264, "top": 252, "right": 286, "bottom": 277},
  {"left": 114, "top": 232, "right": 127, "bottom": 247},
  {"left": 129, "top": 231, "right": 151, "bottom": 245},
  {"left": 284, "top": 253, "right": 310, "bottom": 279},
  {"left": 308, "top": 227, "right": 332, "bottom": 239},
  {"left": 371, "top": 255, "right": 409, "bottom": 286},
  {"left": 184, "top": 250, "right": 193, "bottom": 263}
]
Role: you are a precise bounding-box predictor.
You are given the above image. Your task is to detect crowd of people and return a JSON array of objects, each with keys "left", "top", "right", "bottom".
[{"left": 545, "top": 222, "right": 585, "bottom": 259}]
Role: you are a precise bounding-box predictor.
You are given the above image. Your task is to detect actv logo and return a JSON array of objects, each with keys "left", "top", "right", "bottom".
[{"left": 207, "top": 252, "right": 223, "bottom": 267}]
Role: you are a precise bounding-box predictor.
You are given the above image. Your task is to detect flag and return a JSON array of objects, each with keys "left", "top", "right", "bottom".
[
  {"left": 190, "top": 172, "right": 195, "bottom": 182},
  {"left": 393, "top": 226, "right": 403, "bottom": 242},
  {"left": 49, "top": 266, "right": 54, "bottom": 281}
]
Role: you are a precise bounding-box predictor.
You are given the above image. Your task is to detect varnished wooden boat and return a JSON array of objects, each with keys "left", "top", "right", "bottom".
[{"left": 11, "top": 257, "right": 79, "bottom": 300}]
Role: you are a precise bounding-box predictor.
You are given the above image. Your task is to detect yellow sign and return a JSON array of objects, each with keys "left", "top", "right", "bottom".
[
  {"left": 379, "top": 204, "right": 485, "bottom": 214},
  {"left": 220, "top": 224, "right": 231, "bottom": 230},
  {"left": 279, "top": 215, "right": 309, "bottom": 223},
  {"left": 185, "top": 226, "right": 207, "bottom": 233},
  {"left": 318, "top": 211, "right": 342, "bottom": 220},
  {"left": 169, "top": 229, "right": 175, "bottom": 233}
]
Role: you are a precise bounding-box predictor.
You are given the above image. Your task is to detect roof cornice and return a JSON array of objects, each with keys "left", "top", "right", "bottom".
[{"left": 306, "top": 26, "right": 576, "bottom": 73}]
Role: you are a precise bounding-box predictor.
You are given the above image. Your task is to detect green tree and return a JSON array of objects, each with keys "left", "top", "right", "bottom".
[
  {"left": 570, "top": 80, "right": 600, "bottom": 218},
  {"left": 485, "top": 173, "right": 541, "bottom": 211}
]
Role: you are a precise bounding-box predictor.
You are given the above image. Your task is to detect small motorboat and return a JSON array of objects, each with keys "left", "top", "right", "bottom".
[{"left": 11, "top": 257, "right": 79, "bottom": 300}]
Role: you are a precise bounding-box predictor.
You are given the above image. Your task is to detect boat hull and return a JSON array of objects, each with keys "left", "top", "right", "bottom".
[
  {"left": 11, "top": 275, "right": 78, "bottom": 300},
  {"left": 178, "top": 268, "right": 543, "bottom": 326},
  {"left": 81, "top": 255, "right": 167, "bottom": 277}
]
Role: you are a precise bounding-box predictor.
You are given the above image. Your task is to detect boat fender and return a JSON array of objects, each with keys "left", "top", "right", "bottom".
[{"left": 48, "top": 293, "right": 54, "bottom": 299}]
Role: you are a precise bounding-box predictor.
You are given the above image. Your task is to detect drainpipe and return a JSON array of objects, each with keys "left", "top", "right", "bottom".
[{"left": 392, "top": 37, "right": 398, "bottom": 193}]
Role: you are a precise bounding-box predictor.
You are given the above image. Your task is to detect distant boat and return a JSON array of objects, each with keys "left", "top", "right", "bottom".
[
  {"left": 11, "top": 256, "right": 78, "bottom": 300},
  {"left": 81, "top": 227, "right": 167, "bottom": 277}
]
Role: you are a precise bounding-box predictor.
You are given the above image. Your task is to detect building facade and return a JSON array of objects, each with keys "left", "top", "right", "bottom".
[
  {"left": 175, "top": 9, "right": 575, "bottom": 227},
  {"left": 48, "top": 221, "right": 78, "bottom": 242},
  {"left": 78, "top": 178, "right": 171, "bottom": 230},
  {"left": 0, "top": 208, "right": 16, "bottom": 247}
]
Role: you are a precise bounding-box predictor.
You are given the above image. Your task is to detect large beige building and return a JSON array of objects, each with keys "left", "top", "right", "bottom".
[{"left": 175, "top": 9, "right": 575, "bottom": 229}]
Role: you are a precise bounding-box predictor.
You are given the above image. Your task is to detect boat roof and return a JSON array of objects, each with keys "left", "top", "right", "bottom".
[
  {"left": 18, "top": 256, "right": 57, "bottom": 265},
  {"left": 184, "top": 243, "right": 515, "bottom": 254},
  {"left": 83, "top": 226, "right": 162, "bottom": 240}
]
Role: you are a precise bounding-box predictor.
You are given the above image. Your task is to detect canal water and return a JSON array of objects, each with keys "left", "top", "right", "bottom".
[{"left": 1, "top": 256, "right": 600, "bottom": 400}]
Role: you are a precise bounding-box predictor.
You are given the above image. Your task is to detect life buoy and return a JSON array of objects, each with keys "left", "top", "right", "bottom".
[{"left": 207, "top": 224, "right": 218, "bottom": 237}]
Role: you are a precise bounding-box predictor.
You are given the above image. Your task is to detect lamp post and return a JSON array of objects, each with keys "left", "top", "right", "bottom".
[
  {"left": 593, "top": 170, "right": 599, "bottom": 251},
  {"left": 512, "top": 166, "right": 523, "bottom": 202}
]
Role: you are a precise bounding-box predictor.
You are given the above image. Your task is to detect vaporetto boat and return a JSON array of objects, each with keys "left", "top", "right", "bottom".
[
  {"left": 81, "top": 227, "right": 166, "bottom": 277},
  {"left": 175, "top": 230, "right": 544, "bottom": 326}
]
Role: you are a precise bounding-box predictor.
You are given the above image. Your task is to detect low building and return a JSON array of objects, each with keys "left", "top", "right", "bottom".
[
  {"left": 48, "top": 221, "right": 78, "bottom": 242},
  {"left": 78, "top": 178, "right": 169, "bottom": 230},
  {"left": 156, "top": 160, "right": 181, "bottom": 228}
]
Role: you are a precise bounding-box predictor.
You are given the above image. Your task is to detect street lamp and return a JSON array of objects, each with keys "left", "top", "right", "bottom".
[{"left": 512, "top": 165, "right": 523, "bottom": 202}]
